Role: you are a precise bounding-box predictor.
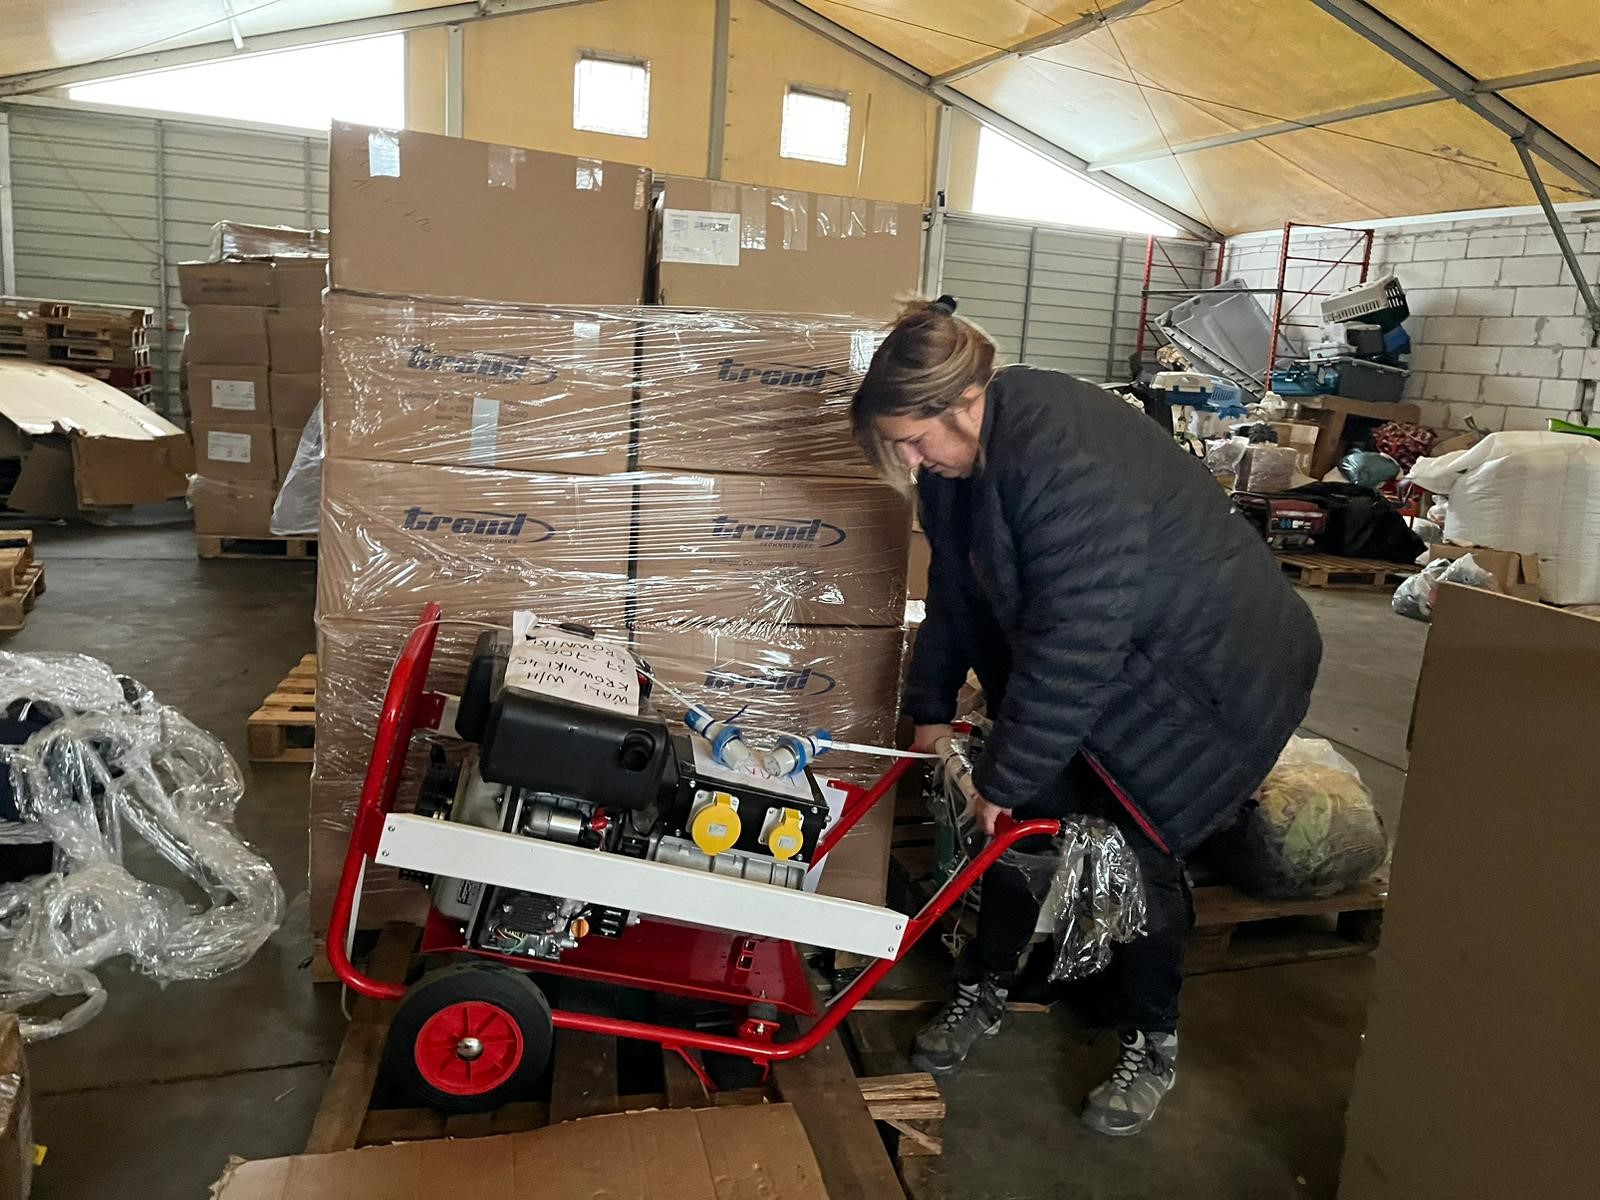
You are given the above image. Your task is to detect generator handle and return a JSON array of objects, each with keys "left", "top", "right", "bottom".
[
  {"left": 812, "top": 720, "right": 973, "bottom": 865},
  {"left": 327, "top": 602, "right": 445, "bottom": 1001}
]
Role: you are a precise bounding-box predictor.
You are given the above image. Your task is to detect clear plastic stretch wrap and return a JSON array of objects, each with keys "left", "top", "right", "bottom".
[
  {"left": 207, "top": 221, "right": 328, "bottom": 262},
  {"left": 320, "top": 292, "right": 881, "bottom": 478},
  {"left": 270, "top": 402, "right": 323, "bottom": 537},
  {"left": 312, "top": 289, "right": 916, "bottom": 934},
  {"left": 0, "top": 653, "right": 283, "bottom": 1039}
]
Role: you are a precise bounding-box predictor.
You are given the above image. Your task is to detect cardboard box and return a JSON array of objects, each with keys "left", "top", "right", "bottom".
[
  {"left": 192, "top": 421, "right": 277, "bottom": 482},
  {"left": 1268, "top": 420, "right": 1320, "bottom": 474},
  {"left": 209, "top": 221, "right": 327, "bottom": 262},
  {"left": 269, "top": 371, "right": 319, "bottom": 433},
  {"left": 0, "top": 362, "right": 193, "bottom": 516},
  {"left": 907, "top": 529, "right": 930, "bottom": 601},
  {"left": 329, "top": 123, "right": 651, "bottom": 306},
  {"left": 185, "top": 305, "right": 269, "bottom": 364},
  {"left": 656, "top": 175, "right": 922, "bottom": 319},
  {"left": 178, "top": 261, "right": 276, "bottom": 307},
  {"left": 0, "top": 1016, "right": 31, "bottom": 1200},
  {"left": 1426, "top": 540, "right": 1541, "bottom": 601},
  {"left": 190, "top": 475, "right": 278, "bottom": 537},
  {"left": 316, "top": 457, "right": 631, "bottom": 622},
  {"left": 272, "top": 258, "right": 328, "bottom": 309},
  {"left": 187, "top": 364, "right": 271, "bottom": 426},
  {"left": 266, "top": 309, "right": 322, "bottom": 372},
  {"left": 213, "top": 1103, "right": 828, "bottom": 1200},
  {"left": 637, "top": 310, "right": 878, "bottom": 479},
  {"left": 320, "top": 290, "right": 634, "bottom": 474},
  {"left": 1338, "top": 586, "right": 1600, "bottom": 1200},
  {"left": 633, "top": 471, "right": 911, "bottom": 627}
]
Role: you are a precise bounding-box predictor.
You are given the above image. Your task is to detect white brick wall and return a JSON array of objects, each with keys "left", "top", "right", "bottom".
[{"left": 1222, "top": 209, "right": 1600, "bottom": 431}]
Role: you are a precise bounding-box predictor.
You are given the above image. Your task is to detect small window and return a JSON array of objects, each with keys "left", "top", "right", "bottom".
[
  {"left": 573, "top": 52, "right": 650, "bottom": 139},
  {"left": 780, "top": 85, "right": 851, "bottom": 166}
]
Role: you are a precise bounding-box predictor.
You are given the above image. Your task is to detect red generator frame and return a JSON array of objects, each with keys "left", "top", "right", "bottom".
[{"left": 327, "top": 602, "right": 1058, "bottom": 1093}]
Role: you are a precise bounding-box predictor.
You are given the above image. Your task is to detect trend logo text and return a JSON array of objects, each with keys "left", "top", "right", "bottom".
[
  {"left": 710, "top": 515, "right": 846, "bottom": 547},
  {"left": 401, "top": 507, "right": 555, "bottom": 540}
]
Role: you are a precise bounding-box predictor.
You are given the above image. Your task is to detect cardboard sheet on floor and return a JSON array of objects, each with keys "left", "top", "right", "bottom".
[
  {"left": 211, "top": 1103, "right": 829, "bottom": 1199},
  {"left": 0, "top": 363, "right": 193, "bottom": 516}
]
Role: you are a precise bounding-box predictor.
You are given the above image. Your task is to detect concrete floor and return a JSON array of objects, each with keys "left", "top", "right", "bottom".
[{"left": 8, "top": 524, "right": 1427, "bottom": 1200}]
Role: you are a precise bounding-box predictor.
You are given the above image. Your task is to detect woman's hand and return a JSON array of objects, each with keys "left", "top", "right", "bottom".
[
  {"left": 971, "top": 793, "right": 1009, "bottom": 836},
  {"left": 912, "top": 723, "right": 955, "bottom": 752}
]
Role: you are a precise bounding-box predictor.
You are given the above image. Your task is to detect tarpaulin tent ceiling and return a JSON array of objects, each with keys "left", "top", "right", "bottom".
[{"left": 793, "top": 0, "right": 1600, "bottom": 235}]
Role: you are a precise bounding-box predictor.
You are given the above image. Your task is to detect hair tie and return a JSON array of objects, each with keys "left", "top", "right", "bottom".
[{"left": 930, "top": 294, "right": 958, "bottom": 315}]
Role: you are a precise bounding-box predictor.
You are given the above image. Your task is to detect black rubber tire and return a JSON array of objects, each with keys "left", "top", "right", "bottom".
[{"left": 382, "top": 963, "right": 553, "bottom": 1113}]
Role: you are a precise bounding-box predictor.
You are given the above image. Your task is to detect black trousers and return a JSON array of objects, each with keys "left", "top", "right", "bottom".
[{"left": 959, "top": 757, "right": 1194, "bottom": 1034}]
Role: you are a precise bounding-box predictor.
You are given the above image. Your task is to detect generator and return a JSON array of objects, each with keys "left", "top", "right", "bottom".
[
  {"left": 327, "top": 604, "right": 1059, "bottom": 1110},
  {"left": 1235, "top": 491, "right": 1326, "bottom": 551},
  {"left": 417, "top": 628, "right": 834, "bottom": 964}
]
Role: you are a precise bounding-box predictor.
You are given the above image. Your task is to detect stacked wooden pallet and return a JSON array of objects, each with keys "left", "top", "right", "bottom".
[
  {"left": 0, "top": 532, "right": 45, "bottom": 635},
  {"left": 247, "top": 652, "right": 316, "bottom": 762},
  {"left": 309, "top": 926, "right": 935, "bottom": 1199},
  {"left": 0, "top": 297, "right": 156, "bottom": 406}
]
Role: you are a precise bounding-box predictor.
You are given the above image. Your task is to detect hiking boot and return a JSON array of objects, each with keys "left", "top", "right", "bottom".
[
  {"left": 909, "top": 978, "right": 1008, "bottom": 1076},
  {"left": 1080, "top": 1030, "right": 1177, "bottom": 1137}
]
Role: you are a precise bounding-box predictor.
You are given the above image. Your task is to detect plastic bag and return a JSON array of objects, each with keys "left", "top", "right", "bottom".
[
  {"left": 1339, "top": 449, "right": 1401, "bottom": 488},
  {"left": 1208, "top": 737, "right": 1387, "bottom": 900},
  {"left": 270, "top": 403, "right": 322, "bottom": 537},
  {"left": 1392, "top": 553, "right": 1493, "bottom": 621},
  {"left": 1204, "top": 437, "right": 1247, "bottom": 478},
  {"left": 0, "top": 652, "right": 283, "bottom": 1039},
  {"left": 1041, "top": 818, "right": 1147, "bottom": 981}
]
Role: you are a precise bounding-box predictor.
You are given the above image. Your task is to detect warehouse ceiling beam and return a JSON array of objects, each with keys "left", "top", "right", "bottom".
[
  {"left": 931, "top": 0, "right": 1155, "bottom": 87},
  {"left": 757, "top": 0, "right": 1220, "bottom": 242},
  {"left": 1090, "top": 55, "right": 1600, "bottom": 172},
  {"left": 1303, "top": 0, "right": 1600, "bottom": 198},
  {"left": 1512, "top": 137, "right": 1600, "bottom": 330},
  {"left": 0, "top": 0, "right": 593, "bottom": 97}
]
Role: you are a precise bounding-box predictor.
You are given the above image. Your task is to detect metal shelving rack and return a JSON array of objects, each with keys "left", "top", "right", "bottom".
[{"left": 1265, "top": 221, "right": 1375, "bottom": 381}]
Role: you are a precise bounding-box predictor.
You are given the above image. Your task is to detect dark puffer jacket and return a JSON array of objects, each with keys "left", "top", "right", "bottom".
[{"left": 906, "top": 366, "right": 1322, "bottom": 856}]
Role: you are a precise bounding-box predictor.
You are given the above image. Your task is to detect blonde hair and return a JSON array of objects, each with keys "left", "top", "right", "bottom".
[{"left": 851, "top": 295, "right": 997, "bottom": 479}]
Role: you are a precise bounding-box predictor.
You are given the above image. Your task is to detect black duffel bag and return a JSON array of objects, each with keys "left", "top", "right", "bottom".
[{"left": 1289, "top": 481, "right": 1425, "bottom": 563}]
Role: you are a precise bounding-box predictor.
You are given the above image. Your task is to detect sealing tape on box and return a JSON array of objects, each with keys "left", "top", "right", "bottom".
[
  {"left": 817, "top": 195, "right": 842, "bottom": 239},
  {"left": 487, "top": 144, "right": 521, "bottom": 189},
  {"left": 845, "top": 198, "right": 867, "bottom": 240},
  {"left": 872, "top": 201, "right": 899, "bottom": 237},
  {"left": 469, "top": 397, "right": 500, "bottom": 464},
  {"left": 740, "top": 187, "right": 768, "bottom": 251},
  {"left": 576, "top": 158, "right": 604, "bottom": 191},
  {"left": 774, "top": 193, "right": 808, "bottom": 252}
]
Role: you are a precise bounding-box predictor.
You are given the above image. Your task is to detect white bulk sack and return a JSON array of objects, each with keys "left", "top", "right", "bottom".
[{"left": 1407, "top": 432, "right": 1600, "bottom": 605}]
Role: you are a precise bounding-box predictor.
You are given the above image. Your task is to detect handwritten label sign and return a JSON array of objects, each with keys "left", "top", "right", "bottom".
[{"left": 507, "top": 614, "right": 638, "bottom": 714}]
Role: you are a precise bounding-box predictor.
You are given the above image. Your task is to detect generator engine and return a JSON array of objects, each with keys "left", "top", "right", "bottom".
[{"left": 415, "top": 630, "right": 832, "bottom": 962}]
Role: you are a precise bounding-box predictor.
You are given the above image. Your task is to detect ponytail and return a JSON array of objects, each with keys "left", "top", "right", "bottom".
[{"left": 851, "top": 295, "right": 997, "bottom": 479}]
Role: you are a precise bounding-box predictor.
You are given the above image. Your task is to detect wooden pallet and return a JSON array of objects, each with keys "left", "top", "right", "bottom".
[
  {"left": 306, "top": 926, "right": 923, "bottom": 1198},
  {"left": 247, "top": 652, "right": 315, "bottom": 763},
  {"left": 196, "top": 534, "right": 317, "bottom": 560},
  {"left": 0, "top": 532, "right": 36, "bottom": 593},
  {"left": 1276, "top": 551, "right": 1417, "bottom": 590},
  {"left": 0, "top": 564, "right": 46, "bottom": 634},
  {"left": 1185, "top": 878, "right": 1386, "bottom": 973}
]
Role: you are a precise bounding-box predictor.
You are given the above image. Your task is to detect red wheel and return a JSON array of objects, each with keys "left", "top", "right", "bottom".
[
  {"left": 383, "top": 964, "right": 552, "bottom": 1112},
  {"left": 414, "top": 1000, "right": 526, "bottom": 1095}
]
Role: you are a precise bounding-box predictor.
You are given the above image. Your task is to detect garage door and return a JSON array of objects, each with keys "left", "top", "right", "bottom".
[
  {"left": 939, "top": 214, "right": 1209, "bottom": 382},
  {"left": 2, "top": 102, "right": 328, "bottom": 416}
]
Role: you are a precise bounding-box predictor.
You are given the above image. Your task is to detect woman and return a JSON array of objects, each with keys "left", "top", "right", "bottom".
[{"left": 854, "top": 296, "right": 1321, "bottom": 1137}]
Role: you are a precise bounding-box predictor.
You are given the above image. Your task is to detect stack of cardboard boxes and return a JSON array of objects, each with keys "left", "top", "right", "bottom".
[
  {"left": 179, "top": 237, "right": 327, "bottom": 539},
  {"left": 310, "top": 123, "right": 923, "bottom": 942}
]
